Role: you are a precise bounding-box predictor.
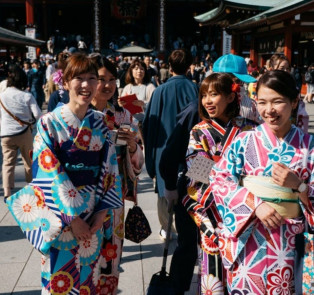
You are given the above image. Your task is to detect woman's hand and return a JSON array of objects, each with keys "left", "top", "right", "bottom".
[
  {"left": 71, "top": 217, "right": 92, "bottom": 241},
  {"left": 117, "top": 129, "right": 137, "bottom": 152},
  {"left": 132, "top": 100, "right": 144, "bottom": 108},
  {"left": 272, "top": 162, "right": 309, "bottom": 205},
  {"left": 117, "top": 98, "right": 127, "bottom": 107},
  {"left": 272, "top": 162, "right": 301, "bottom": 189},
  {"left": 255, "top": 203, "right": 283, "bottom": 230},
  {"left": 89, "top": 210, "right": 108, "bottom": 234}
]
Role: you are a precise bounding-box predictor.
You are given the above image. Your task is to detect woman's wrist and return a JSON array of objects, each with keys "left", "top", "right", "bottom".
[{"left": 129, "top": 144, "right": 137, "bottom": 154}]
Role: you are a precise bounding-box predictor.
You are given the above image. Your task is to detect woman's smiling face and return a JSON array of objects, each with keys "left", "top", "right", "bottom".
[
  {"left": 201, "top": 84, "right": 234, "bottom": 123},
  {"left": 65, "top": 72, "right": 98, "bottom": 107},
  {"left": 95, "top": 67, "right": 117, "bottom": 103},
  {"left": 257, "top": 84, "right": 297, "bottom": 139}
]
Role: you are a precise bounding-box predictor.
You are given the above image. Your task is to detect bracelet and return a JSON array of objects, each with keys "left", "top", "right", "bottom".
[{"left": 129, "top": 144, "right": 138, "bottom": 154}]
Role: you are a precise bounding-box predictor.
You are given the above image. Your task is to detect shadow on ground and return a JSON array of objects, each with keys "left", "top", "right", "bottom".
[
  {"left": 0, "top": 226, "right": 24, "bottom": 242},
  {"left": 121, "top": 241, "right": 176, "bottom": 262}
]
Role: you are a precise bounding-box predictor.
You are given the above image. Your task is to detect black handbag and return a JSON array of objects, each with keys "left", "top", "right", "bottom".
[{"left": 125, "top": 205, "right": 152, "bottom": 243}]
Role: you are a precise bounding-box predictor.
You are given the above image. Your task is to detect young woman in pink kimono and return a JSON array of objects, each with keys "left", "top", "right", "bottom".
[{"left": 210, "top": 70, "right": 314, "bottom": 294}]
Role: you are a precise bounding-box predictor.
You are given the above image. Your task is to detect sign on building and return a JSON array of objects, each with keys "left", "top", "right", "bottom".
[
  {"left": 222, "top": 29, "right": 232, "bottom": 55},
  {"left": 25, "top": 27, "right": 37, "bottom": 60}
]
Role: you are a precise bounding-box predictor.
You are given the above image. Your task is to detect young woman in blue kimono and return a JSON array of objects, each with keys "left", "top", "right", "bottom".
[
  {"left": 91, "top": 55, "right": 144, "bottom": 294},
  {"left": 5, "top": 52, "right": 123, "bottom": 294},
  {"left": 183, "top": 73, "right": 257, "bottom": 294},
  {"left": 210, "top": 70, "right": 314, "bottom": 294}
]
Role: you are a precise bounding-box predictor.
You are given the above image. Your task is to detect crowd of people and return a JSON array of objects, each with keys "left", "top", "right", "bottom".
[{"left": 1, "top": 47, "right": 314, "bottom": 295}]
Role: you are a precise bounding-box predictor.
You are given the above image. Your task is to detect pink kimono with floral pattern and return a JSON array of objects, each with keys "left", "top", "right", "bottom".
[{"left": 210, "top": 123, "right": 314, "bottom": 294}]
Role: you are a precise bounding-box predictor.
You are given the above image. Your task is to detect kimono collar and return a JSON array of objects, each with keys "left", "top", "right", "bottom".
[
  {"left": 260, "top": 122, "right": 297, "bottom": 146},
  {"left": 101, "top": 102, "right": 115, "bottom": 114}
]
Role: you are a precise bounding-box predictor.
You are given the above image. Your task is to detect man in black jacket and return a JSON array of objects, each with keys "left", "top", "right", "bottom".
[{"left": 159, "top": 100, "right": 200, "bottom": 295}]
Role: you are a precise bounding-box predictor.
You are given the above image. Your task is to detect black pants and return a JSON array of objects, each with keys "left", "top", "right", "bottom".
[{"left": 169, "top": 197, "right": 198, "bottom": 294}]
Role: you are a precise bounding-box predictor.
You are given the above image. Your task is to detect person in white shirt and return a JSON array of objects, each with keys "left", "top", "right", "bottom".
[
  {"left": 0, "top": 64, "right": 42, "bottom": 197},
  {"left": 44, "top": 58, "right": 56, "bottom": 102}
]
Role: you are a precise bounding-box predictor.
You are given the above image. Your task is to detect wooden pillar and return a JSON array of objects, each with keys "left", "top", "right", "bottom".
[
  {"left": 42, "top": 0, "right": 48, "bottom": 41},
  {"left": 284, "top": 27, "right": 292, "bottom": 62},
  {"left": 231, "top": 33, "right": 236, "bottom": 55},
  {"left": 250, "top": 37, "right": 257, "bottom": 64},
  {"left": 26, "top": 0, "right": 34, "bottom": 26}
]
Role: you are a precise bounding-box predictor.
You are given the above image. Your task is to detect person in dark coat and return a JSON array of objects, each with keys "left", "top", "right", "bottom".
[
  {"left": 143, "top": 49, "right": 198, "bottom": 241},
  {"left": 47, "top": 89, "right": 70, "bottom": 112},
  {"left": 27, "top": 59, "right": 45, "bottom": 109},
  {"left": 159, "top": 100, "right": 200, "bottom": 295},
  {"left": 186, "top": 62, "right": 200, "bottom": 85}
]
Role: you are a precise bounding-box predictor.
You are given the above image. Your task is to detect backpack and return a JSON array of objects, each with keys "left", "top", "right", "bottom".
[{"left": 305, "top": 70, "right": 314, "bottom": 84}]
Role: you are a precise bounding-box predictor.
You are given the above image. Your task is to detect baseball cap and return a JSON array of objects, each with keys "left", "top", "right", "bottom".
[{"left": 213, "top": 54, "right": 256, "bottom": 83}]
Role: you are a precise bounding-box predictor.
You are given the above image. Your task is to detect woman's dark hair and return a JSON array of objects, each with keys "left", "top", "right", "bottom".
[
  {"left": 57, "top": 52, "right": 71, "bottom": 72},
  {"left": 198, "top": 73, "right": 240, "bottom": 122},
  {"left": 91, "top": 53, "right": 117, "bottom": 78},
  {"left": 7, "top": 64, "right": 28, "bottom": 90},
  {"left": 269, "top": 54, "right": 290, "bottom": 70},
  {"left": 125, "top": 58, "right": 150, "bottom": 85},
  {"left": 256, "top": 70, "right": 298, "bottom": 103},
  {"left": 62, "top": 52, "right": 98, "bottom": 83}
]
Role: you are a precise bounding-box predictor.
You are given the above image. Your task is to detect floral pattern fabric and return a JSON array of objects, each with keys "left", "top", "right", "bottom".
[
  {"left": 183, "top": 117, "right": 256, "bottom": 295},
  {"left": 6, "top": 104, "right": 123, "bottom": 294},
  {"left": 99, "top": 102, "right": 143, "bottom": 294},
  {"left": 210, "top": 123, "right": 314, "bottom": 294},
  {"left": 302, "top": 232, "right": 314, "bottom": 293}
]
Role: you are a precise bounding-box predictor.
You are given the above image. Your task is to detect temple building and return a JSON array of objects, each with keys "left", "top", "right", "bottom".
[
  {"left": 0, "top": 0, "right": 213, "bottom": 56},
  {"left": 194, "top": 0, "right": 314, "bottom": 67}
]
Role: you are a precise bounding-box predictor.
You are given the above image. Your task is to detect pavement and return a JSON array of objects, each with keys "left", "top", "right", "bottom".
[{"left": 1, "top": 101, "right": 314, "bottom": 295}]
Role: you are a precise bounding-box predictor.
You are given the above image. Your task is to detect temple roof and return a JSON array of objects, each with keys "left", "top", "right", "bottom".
[
  {"left": 115, "top": 45, "right": 153, "bottom": 54},
  {"left": 0, "top": 27, "right": 45, "bottom": 47},
  {"left": 229, "top": 0, "right": 314, "bottom": 30},
  {"left": 194, "top": 0, "right": 283, "bottom": 24}
]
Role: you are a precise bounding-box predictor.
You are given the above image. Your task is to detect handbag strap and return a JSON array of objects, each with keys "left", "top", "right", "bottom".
[{"left": 0, "top": 98, "right": 32, "bottom": 126}]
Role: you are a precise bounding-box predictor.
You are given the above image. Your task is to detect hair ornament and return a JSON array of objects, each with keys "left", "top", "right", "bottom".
[{"left": 231, "top": 83, "right": 241, "bottom": 93}]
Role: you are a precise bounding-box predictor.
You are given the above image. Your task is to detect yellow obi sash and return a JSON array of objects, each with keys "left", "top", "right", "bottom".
[{"left": 241, "top": 175, "right": 301, "bottom": 219}]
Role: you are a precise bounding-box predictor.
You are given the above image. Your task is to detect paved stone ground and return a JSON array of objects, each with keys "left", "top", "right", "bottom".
[{"left": 1, "top": 101, "right": 314, "bottom": 294}]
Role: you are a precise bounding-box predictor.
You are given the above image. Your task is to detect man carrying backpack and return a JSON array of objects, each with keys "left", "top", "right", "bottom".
[{"left": 304, "top": 63, "right": 314, "bottom": 103}]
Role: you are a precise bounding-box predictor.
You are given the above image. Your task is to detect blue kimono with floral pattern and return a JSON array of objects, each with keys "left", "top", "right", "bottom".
[{"left": 5, "top": 104, "right": 123, "bottom": 294}]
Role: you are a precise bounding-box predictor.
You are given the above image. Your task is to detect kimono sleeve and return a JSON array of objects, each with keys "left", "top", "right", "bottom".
[
  {"left": 185, "top": 127, "right": 214, "bottom": 214},
  {"left": 5, "top": 116, "right": 68, "bottom": 254},
  {"left": 301, "top": 137, "right": 314, "bottom": 228},
  {"left": 94, "top": 133, "right": 123, "bottom": 213}
]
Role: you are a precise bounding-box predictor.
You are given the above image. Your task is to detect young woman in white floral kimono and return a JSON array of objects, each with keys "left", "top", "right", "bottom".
[{"left": 6, "top": 52, "right": 123, "bottom": 294}]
